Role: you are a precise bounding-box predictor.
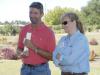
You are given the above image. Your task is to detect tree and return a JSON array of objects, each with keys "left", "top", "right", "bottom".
[
  {"left": 0, "top": 21, "right": 3, "bottom": 25},
  {"left": 0, "top": 25, "right": 20, "bottom": 36},
  {"left": 43, "top": 6, "right": 76, "bottom": 25},
  {"left": 81, "top": 0, "right": 100, "bottom": 30}
]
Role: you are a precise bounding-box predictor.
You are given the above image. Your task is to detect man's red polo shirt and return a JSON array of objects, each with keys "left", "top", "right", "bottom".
[{"left": 18, "top": 23, "right": 56, "bottom": 65}]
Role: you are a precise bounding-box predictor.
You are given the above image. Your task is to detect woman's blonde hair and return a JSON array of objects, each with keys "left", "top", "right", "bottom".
[{"left": 61, "top": 12, "right": 84, "bottom": 34}]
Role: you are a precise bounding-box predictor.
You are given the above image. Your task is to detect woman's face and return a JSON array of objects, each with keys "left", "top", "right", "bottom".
[{"left": 61, "top": 16, "right": 76, "bottom": 33}]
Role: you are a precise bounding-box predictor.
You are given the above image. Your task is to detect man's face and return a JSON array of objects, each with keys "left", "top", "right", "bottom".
[{"left": 29, "top": 7, "right": 43, "bottom": 25}]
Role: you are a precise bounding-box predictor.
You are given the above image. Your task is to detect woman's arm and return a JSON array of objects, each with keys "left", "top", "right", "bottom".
[{"left": 53, "top": 36, "right": 65, "bottom": 66}]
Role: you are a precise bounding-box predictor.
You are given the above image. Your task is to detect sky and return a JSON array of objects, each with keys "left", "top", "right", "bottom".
[{"left": 0, "top": 0, "right": 90, "bottom": 22}]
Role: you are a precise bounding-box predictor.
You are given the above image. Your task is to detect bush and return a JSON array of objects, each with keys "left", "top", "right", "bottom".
[
  {"left": 89, "top": 38, "right": 98, "bottom": 45},
  {"left": 0, "top": 48, "right": 18, "bottom": 60}
]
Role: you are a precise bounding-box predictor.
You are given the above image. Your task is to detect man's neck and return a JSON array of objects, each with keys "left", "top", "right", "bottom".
[{"left": 31, "top": 21, "right": 43, "bottom": 29}]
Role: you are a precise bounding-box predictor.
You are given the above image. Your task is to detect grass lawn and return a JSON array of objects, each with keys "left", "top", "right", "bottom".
[{"left": 0, "top": 60, "right": 100, "bottom": 75}]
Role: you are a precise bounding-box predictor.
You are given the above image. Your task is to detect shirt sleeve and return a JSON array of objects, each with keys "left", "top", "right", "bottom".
[
  {"left": 47, "top": 31, "right": 56, "bottom": 53},
  {"left": 17, "top": 29, "right": 24, "bottom": 50},
  {"left": 59, "top": 37, "right": 90, "bottom": 66}
]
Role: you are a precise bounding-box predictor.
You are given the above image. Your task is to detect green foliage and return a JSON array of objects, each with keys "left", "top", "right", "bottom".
[
  {"left": 44, "top": 0, "right": 100, "bottom": 32},
  {"left": 82, "top": 0, "right": 100, "bottom": 26},
  {"left": 44, "top": 6, "right": 76, "bottom": 25},
  {"left": 0, "top": 20, "right": 28, "bottom": 35},
  {"left": 0, "top": 25, "right": 20, "bottom": 36}
]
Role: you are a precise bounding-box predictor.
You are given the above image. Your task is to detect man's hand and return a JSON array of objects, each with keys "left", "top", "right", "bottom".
[
  {"left": 16, "top": 49, "right": 22, "bottom": 57},
  {"left": 21, "top": 50, "right": 29, "bottom": 57},
  {"left": 16, "top": 48, "right": 29, "bottom": 58},
  {"left": 24, "top": 39, "right": 36, "bottom": 49},
  {"left": 24, "top": 39, "right": 53, "bottom": 60},
  {"left": 24, "top": 39, "right": 32, "bottom": 48}
]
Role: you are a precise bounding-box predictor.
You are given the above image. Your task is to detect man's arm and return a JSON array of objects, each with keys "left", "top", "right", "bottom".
[
  {"left": 16, "top": 48, "right": 30, "bottom": 57},
  {"left": 16, "top": 48, "right": 23, "bottom": 58},
  {"left": 24, "top": 39, "right": 53, "bottom": 60},
  {"left": 35, "top": 47, "right": 52, "bottom": 60}
]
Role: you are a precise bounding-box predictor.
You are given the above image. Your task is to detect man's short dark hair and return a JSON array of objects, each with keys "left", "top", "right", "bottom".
[{"left": 29, "top": 2, "right": 43, "bottom": 13}]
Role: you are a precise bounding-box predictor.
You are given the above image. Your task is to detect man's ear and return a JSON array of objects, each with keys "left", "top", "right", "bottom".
[{"left": 41, "top": 13, "right": 44, "bottom": 17}]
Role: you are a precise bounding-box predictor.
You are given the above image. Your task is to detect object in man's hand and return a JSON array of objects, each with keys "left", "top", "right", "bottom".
[{"left": 23, "top": 32, "right": 32, "bottom": 56}]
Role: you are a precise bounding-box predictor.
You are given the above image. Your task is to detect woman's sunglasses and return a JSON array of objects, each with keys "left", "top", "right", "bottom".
[
  {"left": 62, "top": 20, "right": 73, "bottom": 25},
  {"left": 62, "top": 21, "right": 68, "bottom": 25}
]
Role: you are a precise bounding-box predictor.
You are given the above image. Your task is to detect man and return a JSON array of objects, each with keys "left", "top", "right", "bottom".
[{"left": 17, "top": 2, "right": 56, "bottom": 75}]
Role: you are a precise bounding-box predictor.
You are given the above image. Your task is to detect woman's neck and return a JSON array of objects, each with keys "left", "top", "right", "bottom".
[{"left": 69, "top": 28, "right": 78, "bottom": 36}]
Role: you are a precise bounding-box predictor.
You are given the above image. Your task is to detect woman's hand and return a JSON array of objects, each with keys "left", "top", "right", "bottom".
[{"left": 56, "top": 53, "right": 61, "bottom": 61}]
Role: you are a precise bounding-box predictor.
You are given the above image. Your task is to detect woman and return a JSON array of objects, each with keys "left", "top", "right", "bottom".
[{"left": 53, "top": 12, "right": 90, "bottom": 75}]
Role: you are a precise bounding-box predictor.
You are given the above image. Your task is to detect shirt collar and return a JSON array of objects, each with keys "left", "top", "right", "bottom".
[{"left": 29, "top": 22, "right": 44, "bottom": 30}]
